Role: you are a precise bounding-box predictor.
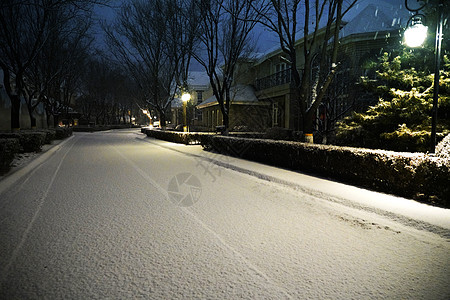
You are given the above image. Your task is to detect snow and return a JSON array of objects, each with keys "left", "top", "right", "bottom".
[
  {"left": 340, "top": 2, "right": 409, "bottom": 38},
  {"left": 198, "top": 85, "right": 258, "bottom": 108},
  {"left": 0, "top": 129, "right": 449, "bottom": 299},
  {"left": 0, "top": 138, "right": 67, "bottom": 185},
  {"left": 144, "top": 135, "right": 450, "bottom": 233},
  {"left": 436, "top": 133, "right": 450, "bottom": 161},
  {"left": 187, "top": 71, "right": 210, "bottom": 89}
]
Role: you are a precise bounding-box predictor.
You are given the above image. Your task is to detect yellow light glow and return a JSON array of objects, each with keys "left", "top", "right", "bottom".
[
  {"left": 142, "top": 109, "right": 148, "bottom": 114},
  {"left": 181, "top": 93, "right": 191, "bottom": 102},
  {"left": 404, "top": 23, "right": 428, "bottom": 47}
]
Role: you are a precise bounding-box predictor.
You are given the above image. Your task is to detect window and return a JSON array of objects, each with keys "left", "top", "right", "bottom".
[
  {"left": 275, "top": 63, "right": 286, "bottom": 73},
  {"left": 196, "top": 90, "right": 203, "bottom": 102},
  {"left": 275, "top": 63, "right": 288, "bottom": 85}
]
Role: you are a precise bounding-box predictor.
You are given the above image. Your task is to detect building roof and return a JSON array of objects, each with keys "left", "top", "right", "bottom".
[
  {"left": 197, "top": 85, "right": 259, "bottom": 109},
  {"left": 340, "top": 3, "right": 408, "bottom": 38},
  {"left": 187, "top": 71, "right": 210, "bottom": 90},
  {"left": 254, "top": 0, "right": 409, "bottom": 66},
  {"left": 171, "top": 71, "right": 210, "bottom": 109}
]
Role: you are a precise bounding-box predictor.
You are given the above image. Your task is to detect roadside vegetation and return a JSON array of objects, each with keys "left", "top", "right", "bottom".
[{"left": 336, "top": 50, "right": 450, "bottom": 152}]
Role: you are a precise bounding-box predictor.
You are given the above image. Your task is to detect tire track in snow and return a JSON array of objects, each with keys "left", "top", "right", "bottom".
[
  {"left": 0, "top": 136, "right": 78, "bottom": 287},
  {"left": 110, "top": 141, "right": 293, "bottom": 299}
]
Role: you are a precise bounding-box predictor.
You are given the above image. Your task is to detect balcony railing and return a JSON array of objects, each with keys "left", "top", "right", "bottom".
[{"left": 255, "top": 68, "right": 292, "bottom": 91}]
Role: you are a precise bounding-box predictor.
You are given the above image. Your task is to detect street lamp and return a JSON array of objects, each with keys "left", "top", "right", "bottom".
[
  {"left": 142, "top": 109, "right": 152, "bottom": 126},
  {"left": 181, "top": 92, "right": 191, "bottom": 132},
  {"left": 405, "top": 0, "right": 444, "bottom": 153},
  {"left": 404, "top": 16, "right": 428, "bottom": 47}
]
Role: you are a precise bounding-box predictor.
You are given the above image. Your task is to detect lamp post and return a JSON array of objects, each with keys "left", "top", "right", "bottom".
[
  {"left": 142, "top": 109, "right": 152, "bottom": 126},
  {"left": 404, "top": 0, "right": 444, "bottom": 153},
  {"left": 181, "top": 92, "right": 191, "bottom": 132}
]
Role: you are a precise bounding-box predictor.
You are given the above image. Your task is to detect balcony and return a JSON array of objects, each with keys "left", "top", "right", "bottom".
[{"left": 255, "top": 68, "right": 292, "bottom": 91}]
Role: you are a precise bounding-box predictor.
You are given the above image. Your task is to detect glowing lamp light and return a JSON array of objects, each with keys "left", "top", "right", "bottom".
[
  {"left": 181, "top": 93, "right": 191, "bottom": 102},
  {"left": 142, "top": 109, "right": 148, "bottom": 115},
  {"left": 404, "top": 23, "right": 428, "bottom": 47}
]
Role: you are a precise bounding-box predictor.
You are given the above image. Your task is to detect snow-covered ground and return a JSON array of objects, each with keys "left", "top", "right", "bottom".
[{"left": 0, "top": 129, "right": 448, "bottom": 299}]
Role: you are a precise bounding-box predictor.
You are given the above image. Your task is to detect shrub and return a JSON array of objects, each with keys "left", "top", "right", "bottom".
[
  {"left": 335, "top": 52, "right": 450, "bottom": 152},
  {"left": 144, "top": 129, "right": 211, "bottom": 145},
  {"left": 436, "top": 133, "right": 450, "bottom": 160},
  {"left": 55, "top": 127, "right": 73, "bottom": 139},
  {"left": 29, "top": 129, "right": 56, "bottom": 144},
  {"left": 0, "top": 132, "right": 46, "bottom": 152},
  {"left": 0, "top": 138, "right": 20, "bottom": 174}
]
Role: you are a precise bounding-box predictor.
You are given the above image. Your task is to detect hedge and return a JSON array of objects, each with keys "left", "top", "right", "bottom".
[
  {"left": 55, "top": 127, "right": 73, "bottom": 139},
  {"left": 0, "top": 132, "right": 46, "bottom": 153},
  {"left": 143, "top": 129, "right": 265, "bottom": 145},
  {"left": 0, "top": 138, "right": 21, "bottom": 174},
  {"left": 201, "top": 135, "right": 450, "bottom": 208},
  {"left": 30, "top": 129, "right": 56, "bottom": 144},
  {"left": 144, "top": 129, "right": 213, "bottom": 145}
]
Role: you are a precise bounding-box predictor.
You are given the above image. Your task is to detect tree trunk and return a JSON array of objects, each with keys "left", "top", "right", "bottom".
[
  {"left": 160, "top": 112, "right": 166, "bottom": 129},
  {"left": 46, "top": 111, "right": 52, "bottom": 128},
  {"left": 222, "top": 110, "right": 229, "bottom": 136},
  {"left": 27, "top": 103, "right": 37, "bottom": 128},
  {"left": 30, "top": 114, "right": 37, "bottom": 128},
  {"left": 10, "top": 94, "right": 21, "bottom": 131},
  {"left": 303, "top": 109, "right": 315, "bottom": 143},
  {"left": 53, "top": 114, "right": 59, "bottom": 127}
]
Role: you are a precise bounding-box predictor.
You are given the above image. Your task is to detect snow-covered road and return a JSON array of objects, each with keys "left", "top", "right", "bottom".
[{"left": 1, "top": 129, "right": 449, "bottom": 299}]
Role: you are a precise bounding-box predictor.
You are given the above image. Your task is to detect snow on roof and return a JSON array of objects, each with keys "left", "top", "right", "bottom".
[
  {"left": 197, "top": 85, "right": 258, "bottom": 108},
  {"left": 187, "top": 71, "right": 209, "bottom": 89},
  {"left": 255, "top": 0, "right": 409, "bottom": 65},
  {"left": 340, "top": 3, "right": 409, "bottom": 38}
]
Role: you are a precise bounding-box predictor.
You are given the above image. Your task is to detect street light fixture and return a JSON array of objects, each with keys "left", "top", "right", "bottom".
[
  {"left": 181, "top": 93, "right": 191, "bottom": 132},
  {"left": 404, "top": 16, "right": 428, "bottom": 47},
  {"left": 404, "top": 0, "right": 444, "bottom": 153},
  {"left": 141, "top": 109, "right": 153, "bottom": 126}
]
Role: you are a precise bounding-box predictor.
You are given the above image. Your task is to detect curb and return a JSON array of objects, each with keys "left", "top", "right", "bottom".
[{"left": 0, "top": 135, "right": 75, "bottom": 195}]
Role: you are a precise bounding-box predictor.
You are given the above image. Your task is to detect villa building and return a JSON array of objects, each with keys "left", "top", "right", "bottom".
[{"left": 193, "top": 3, "right": 409, "bottom": 135}]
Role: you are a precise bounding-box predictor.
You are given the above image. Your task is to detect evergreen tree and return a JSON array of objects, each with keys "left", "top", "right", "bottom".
[{"left": 336, "top": 49, "right": 450, "bottom": 152}]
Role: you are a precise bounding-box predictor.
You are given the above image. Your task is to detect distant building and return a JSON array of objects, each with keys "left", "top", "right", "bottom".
[
  {"left": 171, "top": 71, "right": 210, "bottom": 129},
  {"left": 252, "top": 3, "right": 408, "bottom": 133},
  {"left": 197, "top": 84, "right": 271, "bottom": 131}
]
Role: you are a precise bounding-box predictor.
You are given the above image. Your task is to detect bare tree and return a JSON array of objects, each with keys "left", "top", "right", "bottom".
[
  {"left": 252, "top": 0, "right": 358, "bottom": 141},
  {"left": 23, "top": 4, "right": 92, "bottom": 127},
  {"left": 0, "top": 0, "right": 103, "bottom": 131},
  {"left": 78, "top": 56, "right": 111, "bottom": 125},
  {"left": 165, "top": 0, "right": 200, "bottom": 90},
  {"left": 104, "top": 0, "right": 199, "bottom": 128},
  {"left": 192, "top": 0, "right": 258, "bottom": 134}
]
